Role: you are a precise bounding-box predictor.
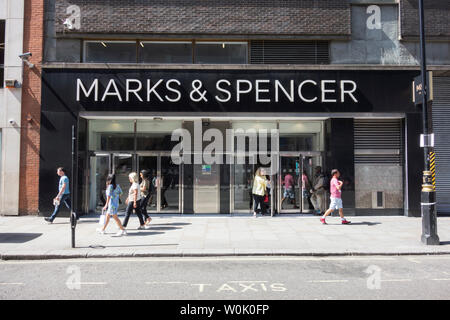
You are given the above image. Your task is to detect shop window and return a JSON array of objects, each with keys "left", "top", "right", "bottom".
[
  {"left": 138, "top": 42, "right": 192, "bottom": 64},
  {"left": 84, "top": 41, "right": 136, "bottom": 63},
  {"left": 0, "top": 20, "right": 5, "bottom": 88},
  {"left": 279, "top": 135, "right": 315, "bottom": 151},
  {"left": 88, "top": 120, "right": 135, "bottom": 151},
  {"left": 136, "top": 120, "right": 183, "bottom": 151},
  {"left": 195, "top": 42, "right": 248, "bottom": 64}
]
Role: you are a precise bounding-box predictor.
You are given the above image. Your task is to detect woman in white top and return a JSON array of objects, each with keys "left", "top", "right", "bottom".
[
  {"left": 122, "top": 172, "right": 147, "bottom": 230},
  {"left": 252, "top": 168, "right": 268, "bottom": 217}
]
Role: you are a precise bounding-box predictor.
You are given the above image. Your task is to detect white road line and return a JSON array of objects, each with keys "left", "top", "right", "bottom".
[
  {"left": 407, "top": 258, "right": 421, "bottom": 264},
  {"left": 431, "top": 278, "right": 450, "bottom": 281},
  {"left": 228, "top": 281, "right": 269, "bottom": 283},
  {"left": 381, "top": 279, "right": 412, "bottom": 282},
  {"left": 307, "top": 280, "right": 349, "bottom": 283},
  {"left": 0, "top": 282, "right": 24, "bottom": 285},
  {"left": 145, "top": 281, "right": 188, "bottom": 285},
  {"left": 76, "top": 282, "right": 107, "bottom": 285}
]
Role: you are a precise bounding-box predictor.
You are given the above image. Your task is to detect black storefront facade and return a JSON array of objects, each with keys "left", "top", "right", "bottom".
[{"left": 39, "top": 66, "right": 423, "bottom": 217}]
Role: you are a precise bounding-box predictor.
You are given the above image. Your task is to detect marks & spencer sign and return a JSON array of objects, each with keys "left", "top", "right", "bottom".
[{"left": 42, "top": 69, "right": 416, "bottom": 113}]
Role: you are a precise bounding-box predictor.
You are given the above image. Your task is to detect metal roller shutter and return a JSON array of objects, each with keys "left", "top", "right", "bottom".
[
  {"left": 354, "top": 119, "right": 403, "bottom": 165},
  {"left": 432, "top": 77, "right": 450, "bottom": 213},
  {"left": 250, "top": 40, "right": 329, "bottom": 64}
]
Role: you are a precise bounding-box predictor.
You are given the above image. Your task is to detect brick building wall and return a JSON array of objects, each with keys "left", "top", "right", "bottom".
[
  {"left": 20, "top": 0, "right": 44, "bottom": 215},
  {"left": 54, "top": 0, "right": 351, "bottom": 36},
  {"left": 400, "top": 0, "right": 450, "bottom": 38}
]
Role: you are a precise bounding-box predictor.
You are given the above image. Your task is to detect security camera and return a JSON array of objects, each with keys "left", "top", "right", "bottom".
[
  {"left": 19, "top": 52, "right": 32, "bottom": 60},
  {"left": 63, "top": 18, "right": 74, "bottom": 30},
  {"left": 9, "top": 119, "right": 15, "bottom": 125},
  {"left": 19, "top": 52, "right": 34, "bottom": 68}
]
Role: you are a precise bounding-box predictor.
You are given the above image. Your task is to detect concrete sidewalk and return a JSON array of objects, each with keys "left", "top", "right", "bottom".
[{"left": 0, "top": 214, "right": 449, "bottom": 260}]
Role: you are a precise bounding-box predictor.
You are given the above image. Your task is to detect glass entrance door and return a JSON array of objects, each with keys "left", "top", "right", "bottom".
[
  {"left": 138, "top": 155, "right": 158, "bottom": 212},
  {"left": 137, "top": 153, "right": 181, "bottom": 213},
  {"left": 278, "top": 152, "right": 323, "bottom": 214},
  {"left": 279, "top": 155, "right": 301, "bottom": 213},
  {"left": 193, "top": 163, "right": 220, "bottom": 213},
  {"left": 88, "top": 153, "right": 111, "bottom": 213},
  {"left": 301, "top": 153, "right": 324, "bottom": 213},
  {"left": 232, "top": 156, "right": 255, "bottom": 213},
  {"left": 113, "top": 153, "right": 134, "bottom": 211}
]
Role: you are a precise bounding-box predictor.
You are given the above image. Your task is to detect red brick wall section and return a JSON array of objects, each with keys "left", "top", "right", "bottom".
[
  {"left": 54, "top": 0, "right": 351, "bottom": 36},
  {"left": 20, "top": 0, "right": 44, "bottom": 215}
]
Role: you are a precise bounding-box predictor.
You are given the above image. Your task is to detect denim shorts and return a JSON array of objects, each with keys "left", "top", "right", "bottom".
[
  {"left": 329, "top": 197, "right": 343, "bottom": 210},
  {"left": 283, "top": 187, "right": 295, "bottom": 199}
]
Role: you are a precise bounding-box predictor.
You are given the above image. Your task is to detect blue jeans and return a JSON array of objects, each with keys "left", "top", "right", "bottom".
[{"left": 49, "top": 194, "right": 71, "bottom": 221}]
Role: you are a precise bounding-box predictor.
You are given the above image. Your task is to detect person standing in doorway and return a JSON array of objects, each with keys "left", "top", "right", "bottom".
[
  {"left": 97, "top": 174, "right": 127, "bottom": 236},
  {"left": 45, "top": 167, "right": 71, "bottom": 224},
  {"left": 252, "top": 168, "right": 268, "bottom": 217},
  {"left": 140, "top": 170, "right": 152, "bottom": 227},
  {"left": 320, "top": 169, "right": 351, "bottom": 225},
  {"left": 280, "top": 171, "right": 298, "bottom": 209},
  {"left": 122, "top": 172, "right": 146, "bottom": 230},
  {"left": 310, "top": 166, "right": 326, "bottom": 215}
]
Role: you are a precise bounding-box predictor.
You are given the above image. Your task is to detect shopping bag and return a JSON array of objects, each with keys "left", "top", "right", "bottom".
[{"left": 99, "top": 210, "right": 106, "bottom": 226}]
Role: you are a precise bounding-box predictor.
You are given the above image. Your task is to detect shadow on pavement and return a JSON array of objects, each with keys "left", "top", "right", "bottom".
[
  {"left": 146, "top": 226, "right": 182, "bottom": 231},
  {"left": 149, "top": 223, "right": 192, "bottom": 226},
  {"left": 439, "top": 241, "right": 450, "bottom": 246},
  {"left": 0, "top": 233, "right": 43, "bottom": 243},
  {"left": 348, "top": 222, "right": 381, "bottom": 226},
  {"left": 81, "top": 243, "right": 178, "bottom": 249}
]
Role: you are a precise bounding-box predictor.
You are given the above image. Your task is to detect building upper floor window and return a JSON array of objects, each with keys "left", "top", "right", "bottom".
[
  {"left": 84, "top": 41, "right": 137, "bottom": 63},
  {"left": 0, "top": 20, "right": 5, "bottom": 88},
  {"left": 138, "top": 41, "right": 192, "bottom": 64},
  {"left": 81, "top": 40, "right": 327, "bottom": 65},
  {"left": 83, "top": 40, "right": 248, "bottom": 64},
  {"left": 195, "top": 42, "right": 247, "bottom": 64}
]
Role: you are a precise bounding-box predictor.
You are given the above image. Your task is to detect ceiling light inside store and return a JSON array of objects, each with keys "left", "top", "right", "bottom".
[
  {"left": 222, "top": 43, "right": 225, "bottom": 48},
  {"left": 140, "top": 41, "right": 144, "bottom": 48},
  {"left": 101, "top": 42, "right": 107, "bottom": 47}
]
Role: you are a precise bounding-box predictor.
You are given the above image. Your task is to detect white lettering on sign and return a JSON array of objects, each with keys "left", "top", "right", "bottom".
[
  {"left": 77, "top": 78, "right": 98, "bottom": 101},
  {"left": 126, "top": 79, "right": 143, "bottom": 102},
  {"left": 367, "top": 5, "right": 382, "bottom": 30},
  {"left": 75, "top": 78, "right": 359, "bottom": 104}
]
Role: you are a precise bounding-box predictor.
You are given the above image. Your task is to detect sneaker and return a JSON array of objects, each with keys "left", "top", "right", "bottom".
[
  {"left": 44, "top": 217, "right": 53, "bottom": 224},
  {"left": 96, "top": 228, "right": 105, "bottom": 235},
  {"left": 320, "top": 217, "right": 327, "bottom": 224},
  {"left": 144, "top": 224, "right": 152, "bottom": 230},
  {"left": 341, "top": 219, "right": 351, "bottom": 225},
  {"left": 115, "top": 230, "right": 127, "bottom": 237},
  {"left": 253, "top": 212, "right": 257, "bottom": 218},
  {"left": 137, "top": 225, "right": 145, "bottom": 230}
]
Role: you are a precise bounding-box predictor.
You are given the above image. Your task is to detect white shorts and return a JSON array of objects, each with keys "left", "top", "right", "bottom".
[{"left": 329, "top": 197, "right": 343, "bottom": 210}]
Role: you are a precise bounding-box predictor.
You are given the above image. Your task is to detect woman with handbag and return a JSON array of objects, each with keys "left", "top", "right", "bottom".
[
  {"left": 96, "top": 174, "right": 127, "bottom": 236},
  {"left": 252, "top": 168, "right": 268, "bottom": 217},
  {"left": 139, "top": 170, "right": 152, "bottom": 226},
  {"left": 122, "top": 172, "right": 146, "bottom": 230}
]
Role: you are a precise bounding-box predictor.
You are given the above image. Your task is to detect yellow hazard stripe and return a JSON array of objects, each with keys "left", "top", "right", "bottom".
[{"left": 430, "top": 152, "right": 436, "bottom": 190}]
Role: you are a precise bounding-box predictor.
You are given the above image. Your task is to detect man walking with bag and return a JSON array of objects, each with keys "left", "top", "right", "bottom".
[{"left": 45, "top": 167, "right": 71, "bottom": 223}]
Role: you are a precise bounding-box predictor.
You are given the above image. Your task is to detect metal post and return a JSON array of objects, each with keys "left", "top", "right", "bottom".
[
  {"left": 418, "top": 0, "right": 439, "bottom": 245},
  {"left": 71, "top": 125, "right": 77, "bottom": 248}
]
